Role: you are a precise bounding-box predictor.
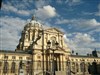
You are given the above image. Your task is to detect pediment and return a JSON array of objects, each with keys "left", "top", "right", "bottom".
[
  {"left": 45, "top": 28, "right": 64, "bottom": 34},
  {"left": 49, "top": 46, "right": 69, "bottom": 54}
]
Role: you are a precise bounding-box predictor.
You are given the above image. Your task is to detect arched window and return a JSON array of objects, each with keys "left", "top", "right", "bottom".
[
  {"left": 76, "top": 63, "right": 79, "bottom": 72},
  {"left": 11, "top": 62, "right": 16, "bottom": 73},
  {"left": 3, "top": 61, "right": 9, "bottom": 73},
  {"left": 80, "top": 62, "right": 85, "bottom": 72},
  {"left": 80, "top": 63, "right": 83, "bottom": 72},
  {"left": 72, "top": 62, "right": 75, "bottom": 72}
]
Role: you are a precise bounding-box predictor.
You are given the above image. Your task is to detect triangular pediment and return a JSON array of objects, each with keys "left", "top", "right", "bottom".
[
  {"left": 48, "top": 46, "right": 70, "bottom": 54},
  {"left": 45, "top": 28, "right": 64, "bottom": 34}
]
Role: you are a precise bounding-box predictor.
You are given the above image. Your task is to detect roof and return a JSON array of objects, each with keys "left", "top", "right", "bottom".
[{"left": 70, "top": 55, "right": 100, "bottom": 58}]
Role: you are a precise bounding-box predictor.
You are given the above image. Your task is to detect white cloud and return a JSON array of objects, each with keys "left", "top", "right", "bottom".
[
  {"left": 95, "top": 3, "right": 100, "bottom": 16},
  {"left": 78, "top": 19, "right": 100, "bottom": 26},
  {"left": 82, "top": 11, "right": 94, "bottom": 16},
  {"left": 74, "top": 33, "right": 95, "bottom": 42},
  {"left": 2, "top": 3, "right": 17, "bottom": 12},
  {"left": 1, "top": 2, "right": 31, "bottom": 16},
  {"left": 55, "top": 18, "right": 100, "bottom": 32},
  {"left": 64, "top": 32, "right": 100, "bottom": 55},
  {"left": 17, "top": 10, "right": 31, "bottom": 16},
  {"left": 56, "top": 0, "right": 63, "bottom": 4},
  {"left": 56, "top": 0, "right": 82, "bottom": 6},
  {"left": 96, "top": 12, "right": 100, "bottom": 16},
  {"left": 56, "top": 18, "right": 100, "bottom": 26},
  {"left": 35, "top": 0, "right": 50, "bottom": 8},
  {"left": 55, "top": 19, "right": 70, "bottom": 24},
  {"left": 35, "top": 5, "right": 57, "bottom": 20},
  {"left": 65, "top": 0, "right": 82, "bottom": 6},
  {"left": 0, "top": 16, "right": 26, "bottom": 50},
  {"left": 72, "top": 0, "right": 81, "bottom": 3}
]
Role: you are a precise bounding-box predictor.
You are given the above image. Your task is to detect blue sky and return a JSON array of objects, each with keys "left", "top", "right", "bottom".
[{"left": 0, "top": 0, "right": 100, "bottom": 55}]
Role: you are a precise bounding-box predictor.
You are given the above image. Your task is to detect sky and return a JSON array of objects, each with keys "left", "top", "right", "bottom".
[{"left": 0, "top": 0, "right": 100, "bottom": 55}]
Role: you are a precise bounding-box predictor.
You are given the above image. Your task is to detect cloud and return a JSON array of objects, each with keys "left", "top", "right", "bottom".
[
  {"left": 65, "top": 0, "right": 82, "bottom": 6},
  {"left": 34, "top": 0, "right": 50, "bottom": 8},
  {"left": 35, "top": 5, "right": 57, "bottom": 20},
  {"left": 55, "top": 18, "right": 100, "bottom": 32},
  {"left": 64, "top": 32, "right": 100, "bottom": 55},
  {"left": 56, "top": 0, "right": 82, "bottom": 6},
  {"left": 82, "top": 4, "right": 100, "bottom": 17},
  {"left": 56, "top": 0, "right": 64, "bottom": 4},
  {"left": 78, "top": 19, "right": 100, "bottom": 26},
  {"left": 82, "top": 11, "right": 94, "bottom": 16},
  {"left": 0, "top": 16, "right": 26, "bottom": 50},
  {"left": 56, "top": 18, "right": 100, "bottom": 26},
  {"left": 96, "top": 13, "right": 100, "bottom": 17},
  {"left": 2, "top": 3, "right": 17, "bottom": 12},
  {"left": 17, "top": 10, "right": 31, "bottom": 16},
  {"left": 55, "top": 19, "right": 70, "bottom": 24},
  {"left": 73, "top": 33, "right": 95, "bottom": 42},
  {"left": 1, "top": 2, "right": 32, "bottom": 16},
  {"left": 95, "top": 3, "right": 100, "bottom": 16}
]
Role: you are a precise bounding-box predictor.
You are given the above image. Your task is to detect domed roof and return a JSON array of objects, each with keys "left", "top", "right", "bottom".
[
  {"left": 29, "top": 16, "right": 42, "bottom": 27},
  {"left": 23, "top": 16, "right": 42, "bottom": 31}
]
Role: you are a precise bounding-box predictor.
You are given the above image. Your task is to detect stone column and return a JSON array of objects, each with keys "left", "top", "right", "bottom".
[
  {"left": 59, "top": 54, "right": 61, "bottom": 71},
  {"left": 61, "top": 54, "right": 64, "bottom": 71},
  {"left": 85, "top": 62, "right": 89, "bottom": 74},
  {"left": 48, "top": 54, "right": 50, "bottom": 72},
  {"left": 49, "top": 54, "right": 52, "bottom": 72},
  {"left": 78, "top": 62, "right": 81, "bottom": 74},
  {"left": 16, "top": 61, "right": 19, "bottom": 75},
  {"left": 8, "top": 61, "right": 11, "bottom": 75}
]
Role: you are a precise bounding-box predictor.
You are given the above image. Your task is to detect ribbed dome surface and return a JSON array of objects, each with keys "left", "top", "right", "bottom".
[{"left": 23, "top": 16, "right": 42, "bottom": 31}]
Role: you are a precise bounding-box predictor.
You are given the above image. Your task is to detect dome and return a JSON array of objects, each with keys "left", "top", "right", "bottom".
[
  {"left": 30, "top": 20, "right": 41, "bottom": 28},
  {"left": 23, "top": 16, "right": 42, "bottom": 31},
  {"left": 29, "top": 16, "right": 42, "bottom": 28}
]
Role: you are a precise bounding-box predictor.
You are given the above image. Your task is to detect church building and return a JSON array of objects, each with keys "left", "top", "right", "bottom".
[{"left": 0, "top": 16, "right": 100, "bottom": 75}]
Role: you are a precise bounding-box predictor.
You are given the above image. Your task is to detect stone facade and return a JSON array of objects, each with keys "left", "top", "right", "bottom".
[{"left": 0, "top": 16, "right": 100, "bottom": 75}]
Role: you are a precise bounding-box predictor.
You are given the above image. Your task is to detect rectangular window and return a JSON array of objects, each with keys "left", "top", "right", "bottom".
[
  {"left": 26, "top": 57, "right": 30, "bottom": 60},
  {"left": 4, "top": 56, "right": 8, "bottom": 59},
  {"left": 19, "top": 57, "right": 22, "bottom": 60},
  {"left": 12, "top": 56, "right": 16, "bottom": 59}
]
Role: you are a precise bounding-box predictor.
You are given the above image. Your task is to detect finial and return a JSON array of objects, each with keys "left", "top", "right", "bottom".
[{"left": 31, "top": 16, "right": 35, "bottom": 20}]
